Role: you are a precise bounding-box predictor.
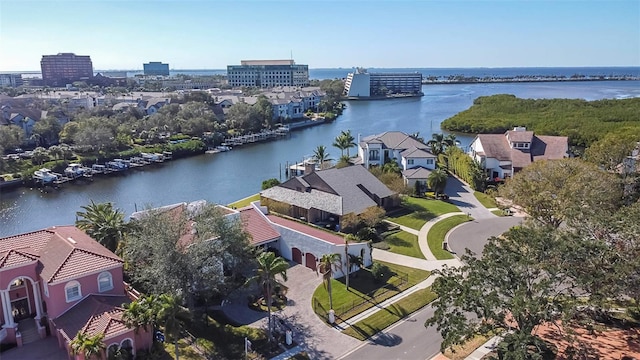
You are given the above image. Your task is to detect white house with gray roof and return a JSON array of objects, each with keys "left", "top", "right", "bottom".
[{"left": 356, "top": 131, "right": 437, "bottom": 187}]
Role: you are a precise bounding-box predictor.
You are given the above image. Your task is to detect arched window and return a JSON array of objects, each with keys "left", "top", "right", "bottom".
[
  {"left": 120, "top": 338, "right": 134, "bottom": 356},
  {"left": 107, "top": 344, "right": 119, "bottom": 359},
  {"left": 65, "top": 281, "right": 82, "bottom": 302},
  {"left": 97, "top": 272, "right": 113, "bottom": 292}
]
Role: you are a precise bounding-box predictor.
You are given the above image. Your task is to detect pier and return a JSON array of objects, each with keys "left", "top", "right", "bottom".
[{"left": 222, "top": 126, "right": 290, "bottom": 147}]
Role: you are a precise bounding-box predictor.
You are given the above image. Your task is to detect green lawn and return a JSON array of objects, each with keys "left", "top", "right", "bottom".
[
  {"left": 427, "top": 215, "right": 471, "bottom": 260},
  {"left": 387, "top": 196, "right": 461, "bottom": 230},
  {"left": 384, "top": 231, "right": 425, "bottom": 259},
  {"left": 342, "top": 287, "right": 438, "bottom": 340},
  {"left": 474, "top": 191, "right": 498, "bottom": 209},
  {"left": 312, "top": 261, "right": 431, "bottom": 323},
  {"left": 227, "top": 194, "right": 260, "bottom": 208},
  {"left": 492, "top": 209, "right": 506, "bottom": 216}
]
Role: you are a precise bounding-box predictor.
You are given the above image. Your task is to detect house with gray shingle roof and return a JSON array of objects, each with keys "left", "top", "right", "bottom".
[
  {"left": 0, "top": 226, "right": 152, "bottom": 357},
  {"left": 356, "top": 131, "right": 437, "bottom": 188},
  {"left": 260, "top": 165, "right": 398, "bottom": 230},
  {"left": 469, "top": 127, "right": 569, "bottom": 180}
]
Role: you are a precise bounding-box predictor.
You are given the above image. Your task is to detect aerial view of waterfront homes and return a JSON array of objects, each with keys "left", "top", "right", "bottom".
[{"left": 1, "top": 1, "right": 639, "bottom": 360}]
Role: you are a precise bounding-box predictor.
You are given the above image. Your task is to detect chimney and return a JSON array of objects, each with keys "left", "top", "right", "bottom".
[{"left": 304, "top": 160, "right": 316, "bottom": 175}]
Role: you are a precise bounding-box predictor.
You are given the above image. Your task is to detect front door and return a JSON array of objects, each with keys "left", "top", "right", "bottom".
[{"left": 12, "top": 298, "right": 31, "bottom": 322}]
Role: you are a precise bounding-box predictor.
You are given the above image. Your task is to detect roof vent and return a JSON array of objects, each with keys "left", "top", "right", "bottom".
[{"left": 66, "top": 237, "right": 77, "bottom": 244}]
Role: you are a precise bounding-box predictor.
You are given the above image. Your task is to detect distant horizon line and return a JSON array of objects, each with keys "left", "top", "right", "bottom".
[{"left": 3, "top": 65, "right": 639, "bottom": 73}]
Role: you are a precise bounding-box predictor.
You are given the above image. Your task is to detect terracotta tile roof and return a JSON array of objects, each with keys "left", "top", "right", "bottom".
[
  {"left": 52, "top": 295, "right": 131, "bottom": 342},
  {"left": 0, "top": 249, "right": 39, "bottom": 268},
  {"left": 266, "top": 215, "right": 345, "bottom": 245},
  {"left": 39, "top": 226, "right": 123, "bottom": 284},
  {"left": 240, "top": 207, "right": 280, "bottom": 246},
  {"left": 1, "top": 227, "right": 122, "bottom": 281}
]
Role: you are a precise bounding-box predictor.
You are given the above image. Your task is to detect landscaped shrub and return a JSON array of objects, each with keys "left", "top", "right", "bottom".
[
  {"left": 372, "top": 242, "right": 390, "bottom": 251},
  {"left": 371, "top": 262, "right": 391, "bottom": 283},
  {"left": 357, "top": 227, "right": 378, "bottom": 242}
]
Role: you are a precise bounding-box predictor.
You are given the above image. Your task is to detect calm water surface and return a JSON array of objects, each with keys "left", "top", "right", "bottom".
[{"left": 1, "top": 81, "right": 639, "bottom": 236}]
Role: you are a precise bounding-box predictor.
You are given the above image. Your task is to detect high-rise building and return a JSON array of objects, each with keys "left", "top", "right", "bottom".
[
  {"left": 143, "top": 62, "right": 170, "bottom": 76},
  {"left": 344, "top": 68, "right": 423, "bottom": 97},
  {"left": 40, "top": 53, "right": 93, "bottom": 86},
  {"left": 227, "top": 59, "right": 309, "bottom": 88},
  {"left": 0, "top": 73, "right": 23, "bottom": 87}
]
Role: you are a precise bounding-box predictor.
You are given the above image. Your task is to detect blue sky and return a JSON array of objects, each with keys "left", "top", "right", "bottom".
[{"left": 0, "top": 0, "right": 638, "bottom": 71}]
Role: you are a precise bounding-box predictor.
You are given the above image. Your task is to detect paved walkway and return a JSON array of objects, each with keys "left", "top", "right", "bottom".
[
  {"left": 224, "top": 263, "right": 359, "bottom": 360},
  {"left": 0, "top": 337, "right": 67, "bottom": 360},
  {"left": 466, "top": 335, "right": 503, "bottom": 359},
  {"left": 372, "top": 248, "right": 462, "bottom": 271}
]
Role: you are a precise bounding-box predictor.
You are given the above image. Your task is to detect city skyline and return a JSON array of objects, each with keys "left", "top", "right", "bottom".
[{"left": 0, "top": 0, "right": 638, "bottom": 72}]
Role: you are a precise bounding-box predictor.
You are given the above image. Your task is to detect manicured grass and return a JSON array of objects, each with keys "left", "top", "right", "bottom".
[
  {"left": 227, "top": 194, "right": 260, "bottom": 208},
  {"left": 474, "top": 191, "right": 498, "bottom": 209},
  {"left": 387, "top": 196, "right": 461, "bottom": 230},
  {"left": 442, "top": 333, "right": 496, "bottom": 360},
  {"left": 492, "top": 209, "right": 506, "bottom": 216},
  {"left": 312, "top": 261, "right": 431, "bottom": 323},
  {"left": 384, "top": 230, "right": 425, "bottom": 259},
  {"left": 342, "top": 287, "right": 438, "bottom": 340},
  {"left": 427, "top": 215, "right": 471, "bottom": 260}
]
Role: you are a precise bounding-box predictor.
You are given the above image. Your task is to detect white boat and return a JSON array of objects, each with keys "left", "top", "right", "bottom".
[
  {"left": 216, "top": 145, "right": 232, "bottom": 152},
  {"left": 64, "top": 163, "right": 91, "bottom": 178},
  {"left": 141, "top": 153, "right": 164, "bottom": 163},
  {"left": 33, "top": 168, "right": 59, "bottom": 184},
  {"left": 92, "top": 164, "right": 107, "bottom": 174}
]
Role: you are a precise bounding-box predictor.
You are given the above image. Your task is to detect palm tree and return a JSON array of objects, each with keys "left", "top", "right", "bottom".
[
  {"left": 157, "top": 294, "right": 191, "bottom": 360},
  {"left": 344, "top": 234, "right": 360, "bottom": 290},
  {"left": 76, "top": 200, "right": 130, "bottom": 253},
  {"left": 70, "top": 332, "right": 106, "bottom": 360},
  {"left": 245, "top": 252, "right": 289, "bottom": 342},
  {"left": 340, "top": 130, "right": 357, "bottom": 157},
  {"left": 410, "top": 131, "right": 425, "bottom": 144},
  {"left": 317, "top": 253, "right": 343, "bottom": 310},
  {"left": 382, "top": 159, "right": 401, "bottom": 174},
  {"left": 313, "top": 145, "right": 333, "bottom": 170},
  {"left": 122, "top": 294, "right": 159, "bottom": 334},
  {"left": 427, "top": 168, "right": 448, "bottom": 198},
  {"left": 332, "top": 134, "right": 348, "bottom": 157},
  {"left": 336, "top": 154, "right": 351, "bottom": 169},
  {"left": 427, "top": 133, "right": 460, "bottom": 156}
]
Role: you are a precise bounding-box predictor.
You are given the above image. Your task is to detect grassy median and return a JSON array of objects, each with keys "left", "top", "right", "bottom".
[
  {"left": 342, "top": 287, "right": 437, "bottom": 340},
  {"left": 427, "top": 215, "right": 471, "bottom": 259}
]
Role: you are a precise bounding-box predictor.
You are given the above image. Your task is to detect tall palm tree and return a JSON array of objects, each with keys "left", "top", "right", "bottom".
[
  {"left": 157, "top": 294, "right": 191, "bottom": 360},
  {"left": 340, "top": 130, "right": 357, "bottom": 157},
  {"left": 76, "top": 200, "right": 129, "bottom": 253},
  {"left": 313, "top": 145, "right": 333, "bottom": 170},
  {"left": 427, "top": 133, "right": 460, "bottom": 156},
  {"left": 70, "top": 332, "right": 106, "bottom": 360},
  {"left": 317, "top": 253, "right": 343, "bottom": 310},
  {"left": 344, "top": 234, "right": 360, "bottom": 290},
  {"left": 332, "top": 134, "right": 348, "bottom": 157},
  {"left": 427, "top": 168, "right": 448, "bottom": 198},
  {"left": 122, "top": 294, "right": 159, "bottom": 334},
  {"left": 245, "top": 252, "right": 289, "bottom": 342}
]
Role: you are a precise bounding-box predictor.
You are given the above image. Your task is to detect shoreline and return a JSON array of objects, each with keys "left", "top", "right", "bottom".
[{"left": 422, "top": 77, "right": 639, "bottom": 85}]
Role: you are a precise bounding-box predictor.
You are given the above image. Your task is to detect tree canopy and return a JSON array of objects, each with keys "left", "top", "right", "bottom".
[
  {"left": 122, "top": 203, "right": 254, "bottom": 307},
  {"left": 441, "top": 94, "right": 640, "bottom": 147}
]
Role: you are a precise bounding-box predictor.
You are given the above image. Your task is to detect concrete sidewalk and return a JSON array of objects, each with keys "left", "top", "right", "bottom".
[
  {"left": 417, "top": 212, "right": 466, "bottom": 260},
  {"left": 465, "top": 335, "right": 503, "bottom": 359},
  {"left": 372, "top": 248, "right": 462, "bottom": 270},
  {"left": 335, "top": 275, "right": 439, "bottom": 331}
]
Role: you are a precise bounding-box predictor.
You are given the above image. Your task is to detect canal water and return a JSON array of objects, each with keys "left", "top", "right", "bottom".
[{"left": 1, "top": 81, "right": 639, "bottom": 236}]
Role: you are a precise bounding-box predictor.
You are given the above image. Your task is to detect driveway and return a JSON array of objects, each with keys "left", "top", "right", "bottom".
[
  {"left": 447, "top": 216, "right": 523, "bottom": 258},
  {"left": 224, "top": 263, "right": 360, "bottom": 359},
  {"left": 0, "top": 337, "right": 67, "bottom": 360},
  {"left": 444, "top": 176, "right": 495, "bottom": 220}
]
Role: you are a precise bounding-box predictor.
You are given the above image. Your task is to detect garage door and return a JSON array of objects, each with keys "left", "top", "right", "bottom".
[
  {"left": 292, "top": 248, "right": 302, "bottom": 264},
  {"left": 305, "top": 253, "right": 317, "bottom": 271}
]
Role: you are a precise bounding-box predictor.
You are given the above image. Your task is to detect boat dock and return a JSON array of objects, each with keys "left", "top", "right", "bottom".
[
  {"left": 31, "top": 152, "right": 173, "bottom": 189},
  {"left": 222, "top": 127, "right": 289, "bottom": 147}
]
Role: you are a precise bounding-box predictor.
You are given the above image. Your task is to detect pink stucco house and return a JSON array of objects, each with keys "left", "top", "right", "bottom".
[{"left": 0, "top": 226, "right": 152, "bottom": 358}]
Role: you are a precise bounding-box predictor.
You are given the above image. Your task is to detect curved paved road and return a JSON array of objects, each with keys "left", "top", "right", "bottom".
[{"left": 447, "top": 217, "right": 523, "bottom": 258}]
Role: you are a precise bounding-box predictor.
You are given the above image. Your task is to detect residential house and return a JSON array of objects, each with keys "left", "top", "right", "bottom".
[
  {"left": 139, "top": 97, "right": 170, "bottom": 115},
  {"left": 130, "top": 200, "right": 372, "bottom": 276},
  {"left": 260, "top": 165, "right": 399, "bottom": 230},
  {"left": 0, "top": 104, "right": 46, "bottom": 138},
  {"left": 356, "top": 131, "right": 437, "bottom": 188},
  {"left": 468, "top": 127, "right": 569, "bottom": 180},
  {"left": 0, "top": 226, "right": 152, "bottom": 358}
]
